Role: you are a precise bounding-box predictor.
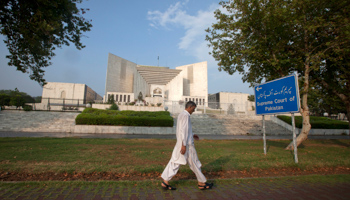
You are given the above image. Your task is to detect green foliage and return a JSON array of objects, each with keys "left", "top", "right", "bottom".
[
  {"left": 138, "top": 92, "right": 143, "bottom": 101},
  {"left": 206, "top": 0, "right": 350, "bottom": 87},
  {"left": 248, "top": 95, "right": 255, "bottom": 102},
  {"left": 277, "top": 115, "right": 348, "bottom": 129},
  {"left": 0, "top": 89, "right": 35, "bottom": 103},
  {"left": 308, "top": 84, "right": 346, "bottom": 116},
  {"left": 23, "top": 105, "right": 32, "bottom": 111},
  {"left": 9, "top": 95, "right": 25, "bottom": 108},
  {"left": 107, "top": 95, "right": 114, "bottom": 104},
  {"left": 0, "top": 93, "right": 10, "bottom": 108},
  {"left": 34, "top": 96, "right": 42, "bottom": 103},
  {"left": 109, "top": 103, "right": 119, "bottom": 111},
  {"left": 0, "top": 0, "right": 92, "bottom": 86},
  {"left": 76, "top": 108, "right": 173, "bottom": 127},
  {"left": 0, "top": 89, "right": 35, "bottom": 109}
]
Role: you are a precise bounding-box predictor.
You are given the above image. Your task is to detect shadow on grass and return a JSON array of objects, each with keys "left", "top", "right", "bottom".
[
  {"left": 266, "top": 140, "right": 306, "bottom": 155},
  {"left": 202, "top": 155, "right": 232, "bottom": 172},
  {"left": 328, "top": 139, "right": 350, "bottom": 148}
]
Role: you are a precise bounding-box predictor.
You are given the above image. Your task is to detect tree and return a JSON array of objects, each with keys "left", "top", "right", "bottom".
[
  {"left": 34, "top": 96, "right": 42, "bottom": 103},
  {"left": 107, "top": 95, "right": 114, "bottom": 104},
  {"left": 206, "top": 0, "right": 350, "bottom": 149},
  {"left": 308, "top": 83, "right": 346, "bottom": 117},
  {"left": 8, "top": 88, "right": 25, "bottom": 109},
  {"left": 313, "top": 50, "right": 350, "bottom": 129},
  {"left": 0, "top": 89, "right": 35, "bottom": 103},
  {"left": 0, "top": 93, "right": 10, "bottom": 109},
  {"left": 247, "top": 95, "right": 255, "bottom": 102},
  {"left": 0, "top": 0, "right": 92, "bottom": 86}
]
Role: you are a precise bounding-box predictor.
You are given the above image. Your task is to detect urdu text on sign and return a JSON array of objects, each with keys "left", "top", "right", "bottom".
[{"left": 254, "top": 74, "right": 300, "bottom": 115}]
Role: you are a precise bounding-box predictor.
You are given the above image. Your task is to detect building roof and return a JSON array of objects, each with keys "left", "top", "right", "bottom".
[{"left": 136, "top": 66, "right": 182, "bottom": 85}]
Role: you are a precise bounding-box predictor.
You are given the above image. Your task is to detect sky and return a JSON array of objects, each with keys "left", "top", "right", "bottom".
[{"left": 0, "top": 0, "right": 253, "bottom": 97}]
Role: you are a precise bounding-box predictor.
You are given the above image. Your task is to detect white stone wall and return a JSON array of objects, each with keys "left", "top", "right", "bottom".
[
  {"left": 105, "top": 53, "right": 137, "bottom": 95},
  {"left": 165, "top": 71, "right": 184, "bottom": 101},
  {"left": 133, "top": 68, "right": 149, "bottom": 101},
  {"left": 92, "top": 104, "right": 164, "bottom": 111},
  {"left": 176, "top": 61, "right": 208, "bottom": 104},
  {"left": 42, "top": 82, "right": 86, "bottom": 105},
  {"left": 220, "top": 92, "right": 250, "bottom": 113},
  {"left": 145, "top": 97, "right": 163, "bottom": 105}
]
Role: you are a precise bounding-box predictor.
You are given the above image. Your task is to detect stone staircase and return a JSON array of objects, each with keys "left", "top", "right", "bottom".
[
  {"left": 190, "top": 114, "right": 289, "bottom": 135},
  {"left": 0, "top": 110, "right": 289, "bottom": 135},
  {"left": 0, "top": 110, "right": 78, "bottom": 133}
]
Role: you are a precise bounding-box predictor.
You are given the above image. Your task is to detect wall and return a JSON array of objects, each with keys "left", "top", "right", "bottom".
[
  {"left": 42, "top": 82, "right": 86, "bottom": 105},
  {"left": 92, "top": 104, "right": 164, "bottom": 111},
  {"left": 219, "top": 92, "right": 250, "bottom": 113},
  {"left": 165, "top": 71, "right": 183, "bottom": 101},
  {"left": 133, "top": 67, "right": 149, "bottom": 101},
  {"left": 105, "top": 53, "right": 137, "bottom": 95},
  {"left": 176, "top": 61, "right": 208, "bottom": 104},
  {"left": 85, "top": 85, "right": 103, "bottom": 103}
]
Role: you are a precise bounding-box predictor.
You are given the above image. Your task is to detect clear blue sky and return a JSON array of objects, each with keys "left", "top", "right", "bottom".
[{"left": 0, "top": 0, "right": 253, "bottom": 97}]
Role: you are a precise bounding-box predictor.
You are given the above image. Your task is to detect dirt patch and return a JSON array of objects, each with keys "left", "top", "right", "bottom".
[{"left": 1, "top": 167, "right": 349, "bottom": 182}]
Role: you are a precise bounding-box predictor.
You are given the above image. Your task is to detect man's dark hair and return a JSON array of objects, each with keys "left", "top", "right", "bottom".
[{"left": 185, "top": 101, "right": 196, "bottom": 109}]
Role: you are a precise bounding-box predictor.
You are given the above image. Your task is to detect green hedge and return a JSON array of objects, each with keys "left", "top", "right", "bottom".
[
  {"left": 277, "top": 115, "right": 349, "bottom": 129},
  {"left": 76, "top": 108, "right": 173, "bottom": 127}
]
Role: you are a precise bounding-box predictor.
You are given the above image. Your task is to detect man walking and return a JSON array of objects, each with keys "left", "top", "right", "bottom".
[{"left": 161, "top": 101, "right": 214, "bottom": 190}]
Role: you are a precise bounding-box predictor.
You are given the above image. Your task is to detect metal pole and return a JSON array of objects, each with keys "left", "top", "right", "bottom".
[
  {"left": 263, "top": 115, "right": 266, "bottom": 155},
  {"left": 292, "top": 113, "right": 298, "bottom": 163}
]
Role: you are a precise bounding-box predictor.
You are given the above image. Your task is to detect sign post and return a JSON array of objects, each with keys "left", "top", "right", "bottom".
[
  {"left": 254, "top": 74, "right": 300, "bottom": 163},
  {"left": 262, "top": 115, "right": 266, "bottom": 155}
]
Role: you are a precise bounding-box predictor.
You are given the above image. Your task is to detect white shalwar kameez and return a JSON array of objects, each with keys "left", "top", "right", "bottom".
[{"left": 161, "top": 110, "right": 207, "bottom": 183}]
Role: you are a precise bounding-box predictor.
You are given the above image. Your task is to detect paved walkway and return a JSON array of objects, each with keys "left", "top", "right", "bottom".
[{"left": 1, "top": 177, "right": 349, "bottom": 200}]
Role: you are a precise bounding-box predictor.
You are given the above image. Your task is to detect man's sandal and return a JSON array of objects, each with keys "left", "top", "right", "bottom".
[
  {"left": 162, "top": 182, "right": 176, "bottom": 190},
  {"left": 198, "top": 182, "right": 214, "bottom": 190}
]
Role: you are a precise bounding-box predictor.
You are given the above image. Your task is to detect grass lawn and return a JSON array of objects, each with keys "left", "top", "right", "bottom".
[{"left": 0, "top": 138, "right": 349, "bottom": 176}]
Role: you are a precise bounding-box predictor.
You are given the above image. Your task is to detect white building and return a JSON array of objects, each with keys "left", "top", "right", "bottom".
[
  {"left": 39, "top": 82, "right": 102, "bottom": 110},
  {"left": 208, "top": 92, "right": 254, "bottom": 114},
  {"left": 104, "top": 53, "right": 208, "bottom": 106}
]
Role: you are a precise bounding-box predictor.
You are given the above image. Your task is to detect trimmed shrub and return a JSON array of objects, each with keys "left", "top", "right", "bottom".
[
  {"left": 277, "top": 115, "right": 348, "bottom": 129},
  {"left": 76, "top": 108, "right": 173, "bottom": 127},
  {"left": 23, "top": 105, "right": 32, "bottom": 111},
  {"left": 109, "top": 103, "right": 119, "bottom": 110}
]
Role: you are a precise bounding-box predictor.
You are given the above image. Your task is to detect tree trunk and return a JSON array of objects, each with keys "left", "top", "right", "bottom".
[
  {"left": 286, "top": 62, "right": 312, "bottom": 150},
  {"left": 346, "top": 103, "right": 350, "bottom": 135}
]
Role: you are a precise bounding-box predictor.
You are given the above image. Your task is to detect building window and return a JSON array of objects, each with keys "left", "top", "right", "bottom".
[
  {"left": 124, "top": 95, "right": 126, "bottom": 102},
  {"left": 108, "top": 94, "right": 110, "bottom": 101},
  {"left": 120, "top": 95, "right": 122, "bottom": 102},
  {"left": 128, "top": 95, "right": 130, "bottom": 102},
  {"left": 116, "top": 94, "right": 118, "bottom": 102},
  {"left": 199, "top": 99, "right": 201, "bottom": 105},
  {"left": 185, "top": 98, "right": 188, "bottom": 102}
]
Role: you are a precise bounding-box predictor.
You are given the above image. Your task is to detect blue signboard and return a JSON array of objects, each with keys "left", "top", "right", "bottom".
[{"left": 254, "top": 74, "right": 300, "bottom": 115}]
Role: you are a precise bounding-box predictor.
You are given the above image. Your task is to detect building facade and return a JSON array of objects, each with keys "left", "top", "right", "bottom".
[
  {"left": 208, "top": 92, "right": 254, "bottom": 114},
  {"left": 104, "top": 53, "right": 208, "bottom": 106},
  {"left": 42, "top": 82, "right": 102, "bottom": 105}
]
